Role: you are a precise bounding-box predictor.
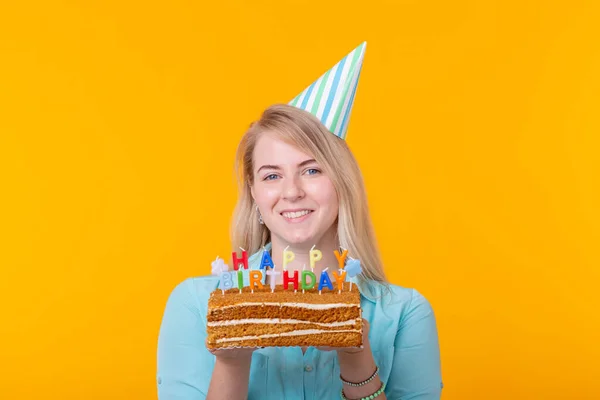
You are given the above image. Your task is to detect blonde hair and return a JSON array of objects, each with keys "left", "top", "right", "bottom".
[{"left": 230, "top": 103, "right": 387, "bottom": 284}]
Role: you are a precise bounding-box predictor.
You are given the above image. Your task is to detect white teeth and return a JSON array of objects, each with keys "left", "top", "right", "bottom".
[{"left": 282, "top": 210, "right": 311, "bottom": 219}]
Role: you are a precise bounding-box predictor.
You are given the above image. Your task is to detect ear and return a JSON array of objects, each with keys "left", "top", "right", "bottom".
[{"left": 250, "top": 183, "right": 256, "bottom": 202}]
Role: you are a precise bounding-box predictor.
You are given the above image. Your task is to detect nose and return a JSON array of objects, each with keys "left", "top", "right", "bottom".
[{"left": 282, "top": 176, "right": 304, "bottom": 201}]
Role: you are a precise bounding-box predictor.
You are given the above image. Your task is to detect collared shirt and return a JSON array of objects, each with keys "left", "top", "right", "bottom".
[{"left": 157, "top": 244, "right": 443, "bottom": 399}]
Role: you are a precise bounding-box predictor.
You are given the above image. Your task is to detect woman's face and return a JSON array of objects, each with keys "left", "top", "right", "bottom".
[{"left": 250, "top": 132, "right": 339, "bottom": 247}]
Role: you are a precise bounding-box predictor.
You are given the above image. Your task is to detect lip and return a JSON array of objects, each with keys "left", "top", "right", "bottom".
[
  {"left": 280, "top": 209, "right": 314, "bottom": 224},
  {"left": 279, "top": 208, "right": 314, "bottom": 213}
]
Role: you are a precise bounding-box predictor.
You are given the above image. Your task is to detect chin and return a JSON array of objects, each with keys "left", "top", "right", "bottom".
[{"left": 282, "top": 231, "right": 315, "bottom": 246}]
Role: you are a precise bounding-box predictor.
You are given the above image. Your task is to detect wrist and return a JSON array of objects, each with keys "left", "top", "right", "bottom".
[{"left": 215, "top": 353, "right": 252, "bottom": 368}]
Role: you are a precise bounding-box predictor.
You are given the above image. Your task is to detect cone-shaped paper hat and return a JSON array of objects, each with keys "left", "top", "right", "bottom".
[{"left": 289, "top": 42, "right": 366, "bottom": 140}]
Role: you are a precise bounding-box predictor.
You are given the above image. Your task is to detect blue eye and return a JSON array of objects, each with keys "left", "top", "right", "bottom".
[
  {"left": 264, "top": 174, "right": 278, "bottom": 181},
  {"left": 306, "top": 168, "right": 321, "bottom": 175}
]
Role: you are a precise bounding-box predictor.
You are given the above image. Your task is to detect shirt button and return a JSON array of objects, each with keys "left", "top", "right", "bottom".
[
  {"left": 304, "top": 365, "right": 313, "bottom": 372},
  {"left": 157, "top": 377, "right": 162, "bottom": 384}
]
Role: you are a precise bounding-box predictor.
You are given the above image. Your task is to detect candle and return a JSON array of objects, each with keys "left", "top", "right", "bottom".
[
  {"left": 334, "top": 249, "right": 348, "bottom": 270},
  {"left": 301, "top": 269, "right": 317, "bottom": 292},
  {"left": 309, "top": 245, "right": 322, "bottom": 271},
  {"left": 260, "top": 248, "right": 274, "bottom": 270},
  {"left": 237, "top": 269, "right": 244, "bottom": 293},
  {"left": 283, "top": 270, "right": 299, "bottom": 291},
  {"left": 332, "top": 269, "right": 347, "bottom": 293},
  {"left": 249, "top": 270, "right": 264, "bottom": 293},
  {"left": 219, "top": 271, "right": 234, "bottom": 295},
  {"left": 232, "top": 248, "right": 249, "bottom": 271},
  {"left": 266, "top": 268, "right": 281, "bottom": 292},
  {"left": 283, "top": 246, "right": 295, "bottom": 270},
  {"left": 318, "top": 267, "right": 333, "bottom": 294},
  {"left": 211, "top": 256, "right": 228, "bottom": 276},
  {"left": 302, "top": 264, "right": 306, "bottom": 293},
  {"left": 345, "top": 258, "right": 362, "bottom": 291}
]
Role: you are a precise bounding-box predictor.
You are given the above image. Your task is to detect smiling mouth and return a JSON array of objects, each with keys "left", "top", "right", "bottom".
[{"left": 280, "top": 210, "right": 314, "bottom": 222}]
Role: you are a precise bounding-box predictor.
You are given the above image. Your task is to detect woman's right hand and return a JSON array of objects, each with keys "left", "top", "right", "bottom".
[{"left": 205, "top": 342, "right": 258, "bottom": 400}]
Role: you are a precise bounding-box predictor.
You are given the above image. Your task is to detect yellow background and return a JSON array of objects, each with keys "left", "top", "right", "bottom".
[{"left": 1, "top": 1, "right": 599, "bottom": 399}]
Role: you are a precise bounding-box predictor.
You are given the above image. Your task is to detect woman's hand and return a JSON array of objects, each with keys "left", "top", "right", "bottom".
[{"left": 205, "top": 342, "right": 257, "bottom": 400}]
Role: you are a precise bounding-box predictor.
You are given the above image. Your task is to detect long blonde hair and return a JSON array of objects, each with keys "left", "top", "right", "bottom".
[{"left": 231, "top": 104, "right": 387, "bottom": 284}]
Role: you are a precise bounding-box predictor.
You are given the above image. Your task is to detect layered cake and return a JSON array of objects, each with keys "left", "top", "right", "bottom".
[{"left": 206, "top": 282, "right": 362, "bottom": 349}]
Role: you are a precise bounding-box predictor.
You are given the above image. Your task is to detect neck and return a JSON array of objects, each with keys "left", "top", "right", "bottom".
[{"left": 269, "top": 229, "right": 339, "bottom": 283}]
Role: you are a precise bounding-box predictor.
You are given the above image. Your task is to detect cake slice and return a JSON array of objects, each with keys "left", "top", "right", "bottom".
[{"left": 206, "top": 282, "right": 362, "bottom": 349}]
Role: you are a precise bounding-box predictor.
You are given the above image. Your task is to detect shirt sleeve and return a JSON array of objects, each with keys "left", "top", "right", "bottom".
[
  {"left": 157, "top": 278, "right": 214, "bottom": 400},
  {"left": 386, "top": 289, "right": 443, "bottom": 400}
]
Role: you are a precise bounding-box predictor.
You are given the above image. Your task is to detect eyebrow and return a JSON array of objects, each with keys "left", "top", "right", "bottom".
[{"left": 256, "top": 159, "right": 318, "bottom": 174}]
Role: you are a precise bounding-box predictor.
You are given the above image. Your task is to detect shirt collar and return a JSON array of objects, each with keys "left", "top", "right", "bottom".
[{"left": 248, "top": 242, "right": 378, "bottom": 303}]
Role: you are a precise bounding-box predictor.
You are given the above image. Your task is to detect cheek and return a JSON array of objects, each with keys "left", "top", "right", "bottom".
[
  {"left": 254, "top": 184, "right": 280, "bottom": 206},
  {"left": 309, "top": 182, "right": 339, "bottom": 211}
]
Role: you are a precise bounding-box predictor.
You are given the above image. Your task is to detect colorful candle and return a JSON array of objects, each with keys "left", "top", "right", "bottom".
[
  {"left": 249, "top": 270, "right": 264, "bottom": 292},
  {"left": 301, "top": 269, "right": 317, "bottom": 292},
  {"left": 237, "top": 269, "right": 244, "bottom": 293},
  {"left": 232, "top": 248, "right": 249, "bottom": 271},
  {"left": 211, "top": 256, "right": 228, "bottom": 276},
  {"left": 283, "top": 270, "right": 299, "bottom": 291},
  {"left": 283, "top": 246, "right": 295, "bottom": 270},
  {"left": 309, "top": 245, "right": 322, "bottom": 271},
  {"left": 318, "top": 267, "right": 333, "bottom": 294},
  {"left": 260, "top": 248, "right": 274, "bottom": 270},
  {"left": 219, "top": 271, "right": 234, "bottom": 295},
  {"left": 332, "top": 269, "right": 347, "bottom": 293},
  {"left": 334, "top": 249, "right": 348, "bottom": 270},
  {"left": 345, "top": 258, "right": 362, "bottom": 291},
  {"left": 266, "top": 268, "right": 280, "bottom": 292}
]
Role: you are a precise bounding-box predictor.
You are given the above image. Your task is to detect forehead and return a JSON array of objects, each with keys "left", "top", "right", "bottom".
[{"left": 253, "top": 132, "right": 313, "bottom": 168}]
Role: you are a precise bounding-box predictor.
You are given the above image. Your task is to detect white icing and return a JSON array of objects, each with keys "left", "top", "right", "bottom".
[
  {"left": 215, "top": 328, "right": 362, "bottom": 344},
  {"left": 207, "top": 318, "right": 360, "bottom": 327},
  {"left": 212, "top": 302, "right": 360, "bottom": 311}
]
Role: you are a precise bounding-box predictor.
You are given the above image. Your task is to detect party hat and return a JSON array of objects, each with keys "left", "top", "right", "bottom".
[{"left": 289, "top": 41, "right": 366, "bottom": 140}]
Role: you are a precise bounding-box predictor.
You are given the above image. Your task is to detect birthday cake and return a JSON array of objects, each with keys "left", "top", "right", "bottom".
[
  {"left": 206, "top": 282, "right": 362, "bottom": 349},
  {"left": 207, "top": 246, "right": 364, "bottom": 349}
]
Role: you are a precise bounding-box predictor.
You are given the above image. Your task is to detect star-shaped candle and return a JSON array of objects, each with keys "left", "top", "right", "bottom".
[{"left": 344, "top": 258, "right": 362, "bottom": 291}]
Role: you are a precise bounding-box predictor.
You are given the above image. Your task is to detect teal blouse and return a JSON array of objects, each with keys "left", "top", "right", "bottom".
[{"left": 157, "top": 245, "right": 443, "bottom": 399}]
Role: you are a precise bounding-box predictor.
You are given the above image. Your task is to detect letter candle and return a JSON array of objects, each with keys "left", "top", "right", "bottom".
[
  {"left": 260, "top": 247, "right": 274, "bottom": 270},
  {"left": 219, "top": 271, "right": 233, "bottom": 295},
  {"left": 301, "top": 266, "right": 317, "bottom": 293},
  {"left": 302, "top": 264, "right": 306, "bottom": 293},
  {"left": 283, "top": 270, "right": 299, "bottom": 291},
  {"left": 232, "top": 247, "right": 249, "bottom": 270},
  {"left": 237, "top": 269, "right": 244, "bottom": 293},
  {"left": 249, "top": 270, "right": 264, "bottom": 293},
  {"left": 332, "top": 269, "right": 347, "bottom": 294},
  {"left": 318, "top": 267, "right": 334, "bottom": 294},
  {"left": 266, "top": 266, "right": 280, "bottom": 293},
  {"left": 309, "top": 245, "right": 322, "bottom": 271},
  {"left": 334, "top": 249, "right": 348, "bottom": 270},
  {"left": 283, "top": 246, "right": 295, "bottom": 271}
]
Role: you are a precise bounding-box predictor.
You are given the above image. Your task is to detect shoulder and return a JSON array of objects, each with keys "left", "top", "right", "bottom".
[
  {"left": 361, "top": 280, "right": 437, "bottom": 332},
  {"left": 162, "top": 275, "right": 220, "bottom": 318},
  {"left": 385, "top": 283, "right": 436, "bottom": 322}
]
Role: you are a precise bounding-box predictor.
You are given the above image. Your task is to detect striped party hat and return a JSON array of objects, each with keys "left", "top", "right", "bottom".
[{"left": 289, "top": 42, "right": 366, "bottom": 140}]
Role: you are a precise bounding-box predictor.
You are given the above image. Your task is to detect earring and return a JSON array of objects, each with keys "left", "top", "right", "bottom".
[{"left": 256, "top": 204, "right": 264, "bottom": 225}]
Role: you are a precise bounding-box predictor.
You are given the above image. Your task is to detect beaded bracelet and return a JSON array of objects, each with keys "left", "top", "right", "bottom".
[
  {"left": 340, "top": 366, "right": 379, "bottom": 387},
  {"left": 340, "top": 382, "right": 386, "bottom": 400}
]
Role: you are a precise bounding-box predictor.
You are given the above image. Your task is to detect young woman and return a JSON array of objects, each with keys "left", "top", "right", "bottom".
[{"left": 157, "top": 103, "right": 443, "bottom": 400}]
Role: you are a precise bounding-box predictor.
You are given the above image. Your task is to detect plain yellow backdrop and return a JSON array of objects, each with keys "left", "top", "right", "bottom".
[{"left": 1, "top": 1, "right": 599, "bottom": 399}]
